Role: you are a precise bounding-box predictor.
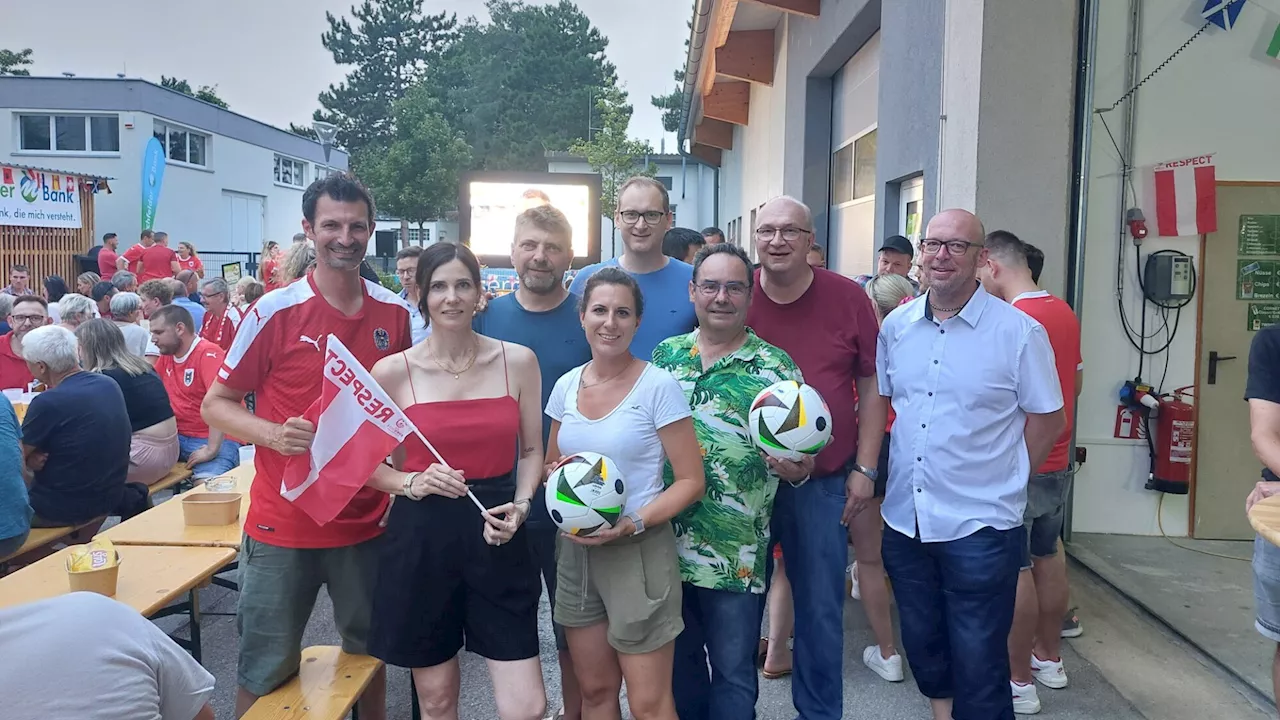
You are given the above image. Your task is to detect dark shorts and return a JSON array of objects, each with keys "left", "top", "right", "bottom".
[
  {"left": 369, "top": 477, "right": 541, "bottom": 668},
  {"left": 873, "top": 431, "right": 891, "bottom": 498},
  {"left": 1021, "top": 469, "right": 1072, "bottom": 569},
  {"left": 528, "top": 524, "right": 569, "bottom": 652}
]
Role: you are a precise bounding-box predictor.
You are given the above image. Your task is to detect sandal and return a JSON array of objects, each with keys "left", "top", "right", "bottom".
[
  {"left": 757, "top": 637, "right": 768, "bottom": 667},
  {"left": 762, "top": 664, "right": 793, "bottom": 680}
]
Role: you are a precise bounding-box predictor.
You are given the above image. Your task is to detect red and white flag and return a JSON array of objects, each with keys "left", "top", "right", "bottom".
[
  {"left": 281, "top": 334, "right": 417, "bottom": 525},
  {"left": 1139, "top": 153, "right": 1218, "bottom": 237}
]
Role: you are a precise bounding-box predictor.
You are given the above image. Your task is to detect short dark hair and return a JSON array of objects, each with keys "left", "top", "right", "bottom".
[
  {"left": 985, "top": 230, "right": 1029, "bottom": 268},
  {"left": 1025, "top": 243, "right": 1045, "bottom": 284},
  {"left": 303, "top": 172, "right": 376, "bottom": 227},
  {"left": 10, "top": 264, "right": 28, "bottom": 274},
  {"left": 579, "top": 266, "right": 644, "bottom": 319},
  {"left": 103, "top": 232, "right": 117, "bottom": 242},
  {"left": 662, "top": 227, "right": 705, "bottom": 262},
  {"left": 150, "top": 304, "right": 195, "bottom": 336},
  {"left": 692, "top": 242, "right": 754, "bottom": 289},
  {"left": 396, "top": 245, "right": 424, "bottom": 261},
  {"left": 43, "top": 275, "right": 68, "bottom": 303},
  {"left": 701, "top": 226, "right": 724, "bottom": 240},
  {"left": 140, "top": 229, "right": 153, "bottom": 241},
  {"left": 415, "top": 243, "right": 481, "bottom": 323},
  {"left": 91, "top": 281, "right": 118, "bottom": 302},
  {"left": 11, "top": 294, "right": 47, "bottom": 311}
]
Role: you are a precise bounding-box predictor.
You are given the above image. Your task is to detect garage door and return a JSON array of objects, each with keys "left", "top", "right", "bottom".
[{"left": 221, "top": 191, "right": 265, "bottom": 254}]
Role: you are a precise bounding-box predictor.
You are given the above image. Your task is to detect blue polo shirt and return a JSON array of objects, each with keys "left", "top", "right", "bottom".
[
  {"left": 568, "top": 257, "right": 696, "bottom": 359},
  {"left": 0, "top": 401, "right": 30, "bottom": 542}
]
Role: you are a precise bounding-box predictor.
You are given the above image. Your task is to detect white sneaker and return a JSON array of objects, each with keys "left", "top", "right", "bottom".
[
  {"left": 861, "top": 645, "right": 904, "bottom": 682},
  {"left": 1011, "top": 681, "right": 1041, "bottom": 714},
  {"left": 1031, "top": 654, "right": 1069, "bottom": 689},
  {"left": 849, "top": 561, "right": 861, "bottom": 599}
]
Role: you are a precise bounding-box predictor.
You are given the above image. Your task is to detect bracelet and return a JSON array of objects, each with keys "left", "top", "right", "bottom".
[{"left": 403, "top": 472, "right": 422, "bottom": 501}]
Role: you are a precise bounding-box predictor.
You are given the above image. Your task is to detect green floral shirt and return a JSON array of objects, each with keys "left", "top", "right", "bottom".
[{"left": 654, "top": 328, "right": 802, "bottom": 593}]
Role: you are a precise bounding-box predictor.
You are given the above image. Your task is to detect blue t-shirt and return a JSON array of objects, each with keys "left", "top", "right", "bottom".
[
  {"left": 22, "top": 372, "right": 131, "bottom": 523},
  {"left": 172, "top": 296, "right": 206, "bottom": 331},
  {"left": 475, "top": 291, "right": 592, "bottom": 527},
  {"left": 0, "top": 401, "right": 30, "bottom": 541},
  {"left": 568, "top": 257, "right": 697, "bottom": 360}
]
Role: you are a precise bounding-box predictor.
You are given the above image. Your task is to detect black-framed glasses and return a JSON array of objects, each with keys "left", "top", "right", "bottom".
[
  {"left": 9, "top": 314, "right": 44, "bottom": 324},
  {"left": 619, "top": 210, "right": 666, "bottom": 225},
  {"left": 695, "top": 281, "right": 749, "bottom": 298},
  {"left": 755, "top": 226, "right": 812, "bottom": 243},
  {"left": 921, "top": 239, "right": 982, "bottom": 256}
]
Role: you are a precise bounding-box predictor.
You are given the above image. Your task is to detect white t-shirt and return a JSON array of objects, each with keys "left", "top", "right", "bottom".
[
  {"left": 547, "top": 362, "right": 692, "bottom": 513},
  {"left": 0, "top": 592, "right": 216, "bottom": 720}
]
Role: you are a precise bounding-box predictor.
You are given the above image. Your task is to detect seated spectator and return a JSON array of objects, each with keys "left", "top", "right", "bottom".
[
  {"left": 150, "top": 305, "right": 240, "bottom": 480},
  {"left": 137, "top": 279, "right": 173, "bottom": 320},
  {"left": 75, "top": 272, "right": 100, "bottom": 298},
  {"left": 0, "top": 296, "right": 49, "bottom": 391},
  {"left": 234, "top": 276, "right": 264, "bottom": 309},
  {"left": 77, "top": 319, "right": 180, "bottom": 487},
  {"left": 176, "top": 269, "right": 201, "bottom": 304},
  {"left": 0, "top": 593, "right": 216, "bottom": 720},
  {"left": 0, "top": 294, "right": 14, "bottom": 336},
  {"left": 3, "top": 265, "right": 31, "bottom": 296},
  {"left": 0, "top": 401, "right": 31, "bottom": 559},
  {"left": 19, "top": 325, "right": 131, "bottom": 528},
  {"left": 42, "top": 276, "right": 68, "bottom": 324},
  {"left": 663, "top": 227, "right": 706, "bottom": 264},
  {"left": 109, "top": 292, "right": 152, "bottom": 357},
  {"left": 91, "top": 281, "right": 118, "bottom": 319},
  {"left": 197, "top": 278, "right": 242, "bottom": 352},
  {"left": 111, "top": 270, "right": 138, "bottom": 293},
  {"left": 169, "top": 277, "right": 206, "bottom": 329},
  {"left": 56, "top": 294, "right": 96, "bottom": 331}
]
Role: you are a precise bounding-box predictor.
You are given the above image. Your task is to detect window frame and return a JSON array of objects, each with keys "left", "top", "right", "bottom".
[
  {"left": 830, "top": 124, "right": 878, "bottom": 209},
  {"left": 14, "top": 112, "right": 121, "bottom": 156},
  {"left": 153, "top": 119, "right": 212, "bottom": 169},
  {"left": 274, "top": 154, "right": 308, "bottom": 189}
]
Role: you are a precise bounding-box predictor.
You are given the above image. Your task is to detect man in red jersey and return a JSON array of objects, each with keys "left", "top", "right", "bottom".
[
  {"left": 197, "top": 277, "right": 242, "bottom": 352},
  {"left": 135, "top": 231, "right": 181, "bottom": 283},
  {"left": 744, "top": 196, "right": 888, "bottom": 718},
  {"left": 979, "top": 230, "right": 1081, "bottom": 714},
  {"left": 98, "top": 233, "right": 120, "bottom": 280},
  {"left": 119, "top": 229, "right": 153, "bottom": 275},
  {"left": 202, "top": 174, "right": 409, "bottom": 719}
]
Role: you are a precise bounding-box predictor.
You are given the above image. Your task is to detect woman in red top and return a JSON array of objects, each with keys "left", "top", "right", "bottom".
[
  {"left": 258, "top": 240, "right": 284, "bottom": 292},
  {"left": 366, "top": 242, "right": 548, "bottom": 719},
  {"left": 176, "top": 242, "right": 204, "bottom": 278}
]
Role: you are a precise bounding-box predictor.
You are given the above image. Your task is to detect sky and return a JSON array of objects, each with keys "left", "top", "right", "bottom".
[{"left": 3, "top": 0, "right": 692, "bottom": 152}]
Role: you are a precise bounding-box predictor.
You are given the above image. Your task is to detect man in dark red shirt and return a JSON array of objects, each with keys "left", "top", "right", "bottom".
[
  {"left": 745, "top": 196, "right": 888, "bottom": 718},
  {"left": 202, "top": 174, "right": 409, "bottom": 719},
  {"left": 0, "top": 295, "right": 49, "bottom": 391},
  {"left": 97, "top": 233, "right": 120, "bottom": 281}
]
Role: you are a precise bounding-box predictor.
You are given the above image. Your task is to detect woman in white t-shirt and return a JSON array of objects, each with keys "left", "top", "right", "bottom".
[{"left": 545, "top": 266, "right": 705, "bottom": 720}]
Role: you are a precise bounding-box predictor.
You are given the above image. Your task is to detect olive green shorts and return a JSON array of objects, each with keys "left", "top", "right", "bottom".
[{"left": 553, "top": 520, "right": 683, "bottom": 655}]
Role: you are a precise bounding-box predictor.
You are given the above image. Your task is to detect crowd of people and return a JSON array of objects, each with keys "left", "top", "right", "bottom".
[{"left": 0, "top": 169, "right": 1087, "bottom": 720}]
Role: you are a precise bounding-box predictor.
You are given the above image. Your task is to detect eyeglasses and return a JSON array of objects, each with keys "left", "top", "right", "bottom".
[
  {"left": 10, "top": 314, "right": 44, "bottom": 324},
  {"left": 695, "top": 281, "right": 749, "bottom": 298},
  {"left": 755, "top": 226, "right": 812, "bottom": 243},
  {"left": 395, "top": 268, "right": 416, "bottom": 277},
  {"left": 619, "top": 210, "right": 667, "bottom": 225},
  {"left": 921, "top": 239, "right": 982, "bottom": 256},
  {"left": 200, "top": 291, "right": 224, "bottom": 299}
]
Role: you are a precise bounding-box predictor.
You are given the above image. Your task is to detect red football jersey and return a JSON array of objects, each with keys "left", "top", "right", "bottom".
[
  {"left": 218, "top": 274, "right": 412, "bottom": 549},
  {"left": 138, "top": 244, "right": 178, "bottom": 282},
  {"left": 156, "top": 338, "right": 224, "bottom": 439},
  {"left": 200, "top": 305, "right": 242, "bottom": 352},
  {"left": 121, "top": 243, "right": 146, "bottom": 274},
  {"left": 1013, "top": 291, "right": 1081, "bottom": 473}
]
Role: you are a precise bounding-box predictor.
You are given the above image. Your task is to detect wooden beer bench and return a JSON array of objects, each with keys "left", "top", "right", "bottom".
[{"left": 242, "top": 646, "right": 383, "bottom": 720}]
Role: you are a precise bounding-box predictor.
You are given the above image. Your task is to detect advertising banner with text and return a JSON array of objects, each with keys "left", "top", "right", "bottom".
[{"left": 0, "top": 166, "right": 83, "bottom": 229}]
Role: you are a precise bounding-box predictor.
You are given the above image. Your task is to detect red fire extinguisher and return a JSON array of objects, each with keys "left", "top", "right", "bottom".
[{"left": 1147, "top": 386, "right": 1194, "bottom": 495}]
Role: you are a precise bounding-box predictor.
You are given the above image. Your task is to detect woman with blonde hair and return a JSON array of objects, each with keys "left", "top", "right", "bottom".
[
  {"left": 176, "top": 241, "right": 204, "bottom": 278},
  {"left": 75, "top": 318, "right": 179, "bottom": 485},
  {"left": 76, "top": 272, "right": 101, "bottom": 297},
  {"left": 280, "top": 241, "right": 316, "bottom": 284},
  {"left": 258, "top": 239, "right": 284, "bottom": 291}
]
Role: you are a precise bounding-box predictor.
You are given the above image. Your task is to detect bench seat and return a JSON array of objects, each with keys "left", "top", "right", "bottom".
[{"left": 242, "top": 645, "right": 383, "bottom": 720}]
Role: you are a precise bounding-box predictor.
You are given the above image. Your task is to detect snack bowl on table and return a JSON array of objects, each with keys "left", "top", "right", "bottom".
[
  {"left": 182, "top": 492, "right": 243, "bottom": 526},
  {"left": 66, "top": 546, "right": 121, "bottom": 596}
]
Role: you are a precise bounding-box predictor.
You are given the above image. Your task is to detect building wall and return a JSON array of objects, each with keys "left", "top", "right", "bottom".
[
  {"left": 828, "top": 32, "right": 880, "bottom": 277},
  {"left": 1073, "top": 2, "right": 1280, "bottom": 536}
]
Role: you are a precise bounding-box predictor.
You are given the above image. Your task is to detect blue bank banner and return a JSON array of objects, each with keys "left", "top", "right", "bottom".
[{"left": 140, "top": 137, "right": 166, "bottom": 230}]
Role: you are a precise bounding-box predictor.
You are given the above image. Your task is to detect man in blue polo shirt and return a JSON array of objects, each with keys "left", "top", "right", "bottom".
[
  {"left": 475, "top": 203, "right": 592, "bottom": 720},
  {"left": 568, "top": 176, "right": 696, "bottom": 358}
]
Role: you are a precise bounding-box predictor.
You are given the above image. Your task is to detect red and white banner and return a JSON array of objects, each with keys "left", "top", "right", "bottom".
[
  {"left": 281, "top": 334, "right": 417, "bottom": 525},
  {"left": 1139, "top": 154, "right": 1218, "bottom": 237}
]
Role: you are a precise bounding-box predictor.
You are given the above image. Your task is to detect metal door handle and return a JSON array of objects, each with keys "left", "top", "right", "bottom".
[{"left": 1208, "top": 351, "right": 1238, "bottom": 385}]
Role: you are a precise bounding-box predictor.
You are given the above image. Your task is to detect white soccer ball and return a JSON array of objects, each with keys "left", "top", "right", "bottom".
[
  {"left": 545, "top": 452, "right": 628, "bottom": 536},
  {"left": 749, "top": 380, "right": 833, "bottom": 461}
]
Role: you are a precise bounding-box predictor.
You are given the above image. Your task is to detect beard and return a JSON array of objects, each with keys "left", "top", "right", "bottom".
[{"left": 519, "top": 266, "right": 560, "bottom": 294}]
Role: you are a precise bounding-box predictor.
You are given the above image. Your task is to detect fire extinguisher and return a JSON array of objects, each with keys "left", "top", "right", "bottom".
[{"left": 1146, "top": 386, "right": 1194, "bottom": 495}]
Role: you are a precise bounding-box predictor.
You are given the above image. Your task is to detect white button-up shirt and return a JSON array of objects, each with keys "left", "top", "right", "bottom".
[{"left": 877, "top": 285, "right": 1063, "bottom": 543}]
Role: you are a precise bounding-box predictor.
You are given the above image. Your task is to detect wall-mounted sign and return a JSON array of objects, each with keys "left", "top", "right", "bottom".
[{"left": 0, "top": 166, "right": 82, "bottom": 229}]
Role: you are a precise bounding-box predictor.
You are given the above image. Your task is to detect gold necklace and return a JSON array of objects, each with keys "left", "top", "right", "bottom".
[
  {"left": 427, "top": 337, "right": 478, "bottom": 380},
  {"left": 579, "top": 358, "right": 635, "bottom": 390}
]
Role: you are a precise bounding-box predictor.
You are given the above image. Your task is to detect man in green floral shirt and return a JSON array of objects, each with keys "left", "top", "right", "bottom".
[{"left": 653, "top": 243, "right": 801, "bottom": 720}]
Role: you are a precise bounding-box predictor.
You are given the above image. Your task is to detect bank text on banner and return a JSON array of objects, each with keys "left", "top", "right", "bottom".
[{"left": 0, "top": 166, "right": 83, "bottom": 229}]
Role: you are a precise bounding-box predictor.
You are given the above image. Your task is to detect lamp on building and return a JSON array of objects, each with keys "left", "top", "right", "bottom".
[{"left": 312, "top": 120, "right": 339, "bottom": 164}]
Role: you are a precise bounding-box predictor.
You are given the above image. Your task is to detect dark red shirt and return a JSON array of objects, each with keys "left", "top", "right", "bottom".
[
  {"left": 747, "top": 268, "right": 880, "bottom": 476},
  {"left": 97, "top": 248, "right": 118, "bottom": 280}
]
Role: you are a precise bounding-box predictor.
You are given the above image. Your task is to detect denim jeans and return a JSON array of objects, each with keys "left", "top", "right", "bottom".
[
  {"left": 178, "top": 434, "right": 241, "bottom": 480},
  {"left": 768, "top": 471, "right": 848, "bottom": 720},
  {"left": 881, "top": 524, "right": 1025, "bottom": 720},
  {"left": 672, "top": 584, "right": 761, "bottom": 720}
]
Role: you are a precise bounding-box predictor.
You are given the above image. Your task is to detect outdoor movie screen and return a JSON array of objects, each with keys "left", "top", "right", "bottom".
[{"left": 460, "top": 172, "right": 601, "bottom": 267}]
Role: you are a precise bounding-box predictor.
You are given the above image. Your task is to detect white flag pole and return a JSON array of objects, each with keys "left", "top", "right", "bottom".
[{"left": 410, "top": 427, "right": 490, "bottom": 515}]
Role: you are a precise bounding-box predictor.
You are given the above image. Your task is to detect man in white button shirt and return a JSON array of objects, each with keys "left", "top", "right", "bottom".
[{"left": 877, "top": 209, "right": 1065, "bottom": 720}]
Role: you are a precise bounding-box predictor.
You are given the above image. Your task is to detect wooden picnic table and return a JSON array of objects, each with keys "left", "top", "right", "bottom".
[
  {"left": 1249, "top": 493, "right": 1280, "bottom": 547},
  {"left": 98, "top": 467, "right": 254, "bottom": 549}
]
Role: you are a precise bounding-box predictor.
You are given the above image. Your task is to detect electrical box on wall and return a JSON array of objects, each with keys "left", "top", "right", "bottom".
[{"left": 1144, "top": 254, "right": 1194, "bottom": 302}]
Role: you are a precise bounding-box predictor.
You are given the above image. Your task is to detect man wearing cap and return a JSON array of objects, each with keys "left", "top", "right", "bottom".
[{"left": 856, "top": 235, "right": 920, "bottom": 293}]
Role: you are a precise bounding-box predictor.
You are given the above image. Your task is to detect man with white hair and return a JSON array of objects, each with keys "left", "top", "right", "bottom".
[
  {"left": 198, "top": 277, "right": 241, "bottom": 352},
  {"left": 56, "top": 294, "right": 96, "bottom": 331},
  {"left": 110, "top": 293, "right": 152, "bottom": 358},
  {"left": 20, "top": 325, "right": 131, "bottom": 528},
  {"left": 1, "top": 295, "right": 49, "bottom": 391}
]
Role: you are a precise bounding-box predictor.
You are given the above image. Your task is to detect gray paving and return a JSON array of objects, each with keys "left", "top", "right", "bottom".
[{"left": 155, "top": 565, "right": 1143, "bottom": 719}]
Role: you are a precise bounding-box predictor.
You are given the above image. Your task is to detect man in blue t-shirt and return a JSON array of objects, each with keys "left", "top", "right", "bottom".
[
  {"left": 0, "top": 400, "right": 31, "bottom": 558},
  {"left": 568, "top": 177, "right": 696, "bottom": 359},
  {"left": 474, "top": 204, "right": 592, "bottom": 720}
]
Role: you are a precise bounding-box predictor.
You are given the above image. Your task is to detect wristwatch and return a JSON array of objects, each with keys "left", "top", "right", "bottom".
[
  {"left": 625, "top": 511, "right": 646, "bottom": 535},
  {"left": 851, "top": 463, "right": 879, "bottom": 482}
]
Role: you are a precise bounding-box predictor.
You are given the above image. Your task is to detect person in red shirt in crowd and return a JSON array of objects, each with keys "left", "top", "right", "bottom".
[
  {"left": 119, "top": 230, "right": 153, "bottom": 275},
  {"left": 198, "top": 278, "right": 242, "bottom": 352},
  {"left": 745, "top": 196, "right": 893, "bottom": 716},
  {"left": 150, "top": 305, "right": 240, "bottom": 480},
  {"left": 978, "top": 230, "right": 1081, "bottom": 712},
  {"left": 135, "top": 231, "right": 180, "bottom": 283},
  {"left": 202, "top": 173, "right": 410, "bottom": 719},
  {"left": 98, "top": 233, "right": 120, "bottom": 281},
  {"left": 259, "top": 240, "right": 284, "bottom": 292},
  {"left": 0, "top": 295, "right": 49, "bottom": 391},
  {"left": 177, "top": 241, "right": 204, "bottom": 278}
]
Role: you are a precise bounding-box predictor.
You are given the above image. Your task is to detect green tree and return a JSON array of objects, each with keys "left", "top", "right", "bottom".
[
  {"left": 651, "top": 68, "right": 686, "bottom": 134},
  {"left": 318, "top": 0, "right": 457, "bottom": 157},
  {"left": 423, "top": 0, "right": 619, "bottom": 171},
  {"left": 160, "top": 76, "right": 229, "bottom": 108},
  {"left": 359, "top": 85, "right": 472, "bottom": 225},
  {"left": 570, "top": 86, "right": 656, "bottom": 220},
  {"left": 0, "top": 48, "right": 33, "bottom": 76}
]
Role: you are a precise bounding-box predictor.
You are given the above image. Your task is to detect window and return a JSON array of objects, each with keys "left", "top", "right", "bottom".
[
  {"left": 831, "top": 143, "right": 854, "bottom": 204},
  {"left": 408, "top": 228, "right": 420, "bottom": 244},
  {"left": 274, "top": 154, "right": 307, "bottom": 187},
  {"left": 16, "top": 113, "right": 119, "bottom": 153},
  {"left": 656, "top": 176, "right": 674, "bottom": 190},
  {"left": 315, "top": 165, "right": 338, "bottom": 179},
  {"left": 154, "top": 120, "right": 210, "bottom": 167},
  {"left": 831, "top": 127, "right": 878, "bottom": 205}
]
